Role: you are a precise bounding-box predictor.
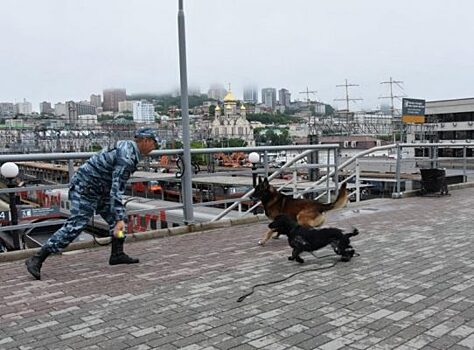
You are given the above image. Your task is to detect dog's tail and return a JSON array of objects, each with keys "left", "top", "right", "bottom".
[
  {"left": 320, "top": 182, "right": 348, "bottom": 212},
  {"left": 346, "top": 228, "right": 359, "bottom": 238}
]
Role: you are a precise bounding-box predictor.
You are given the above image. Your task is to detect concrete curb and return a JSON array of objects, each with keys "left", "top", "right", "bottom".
[{"left": 0, "top": 214, "right": 268, "bottom": 263}]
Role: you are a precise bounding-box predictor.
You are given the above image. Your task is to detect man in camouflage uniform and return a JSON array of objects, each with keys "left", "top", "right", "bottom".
[{"left": 25, "top": 128, "right": 159, "bottom": 280}]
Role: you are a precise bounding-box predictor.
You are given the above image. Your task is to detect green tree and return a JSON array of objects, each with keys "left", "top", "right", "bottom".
[
  {"left": 128, "top": 93, "right": 211, "bottom": 112},
  {"left": 254, "top": 128, "right": 291, "bottom": 145},
  {"left": 91, "top": 143, "right": 102, "bottom": 152},
  {"left": 246, "top": 113, "right": 303, "bottom": 125},
  {"left": 209, "top": 105, "right": 216, "bottom": 117},
  {"left": 98, "top": 114, "right": 114, "bottom": 122},
  {"left": 228, "top": 138, "right": 247, "bottom": 147}
]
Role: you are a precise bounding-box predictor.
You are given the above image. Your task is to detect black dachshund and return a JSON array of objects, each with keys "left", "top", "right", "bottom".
[{"left": 268, "top": 214, "right": 358, "bottom": 263}]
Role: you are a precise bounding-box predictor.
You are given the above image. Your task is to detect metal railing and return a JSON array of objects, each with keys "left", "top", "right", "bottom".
[
  {"left": 0, "top": 144, "right": 338, "bottom": 250},
  {"left": 1, "top": 142, "right": 473, "bottom": 251}
]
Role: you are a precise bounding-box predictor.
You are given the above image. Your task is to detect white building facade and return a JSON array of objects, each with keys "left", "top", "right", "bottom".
[
  {"left": 133, "top": 101, "right": 155, "bottom": 124},
  {"left": 54, "top": 103, "right": 67, "bottom": 116},
  {"left": 119, "top": 100, "right": 136, "bottom": 113},
  {"left": 15, "top": 100, "right": 32, "bottom": 115}
]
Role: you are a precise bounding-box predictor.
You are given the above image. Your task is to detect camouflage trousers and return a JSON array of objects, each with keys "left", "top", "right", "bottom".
[{"left": 42, "top": 180, "right": 116, "bottom": 254}]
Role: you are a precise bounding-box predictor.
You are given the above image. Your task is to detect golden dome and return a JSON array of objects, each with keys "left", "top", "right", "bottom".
[
  {"left": 223, "top": 90, "right": 236, "bottom": 102},
  {"left": 240, "top": 104, "right": 246, "bottom": 110},
  {"left": 215, "top": 105, "right": 221, "bottom": 111}
]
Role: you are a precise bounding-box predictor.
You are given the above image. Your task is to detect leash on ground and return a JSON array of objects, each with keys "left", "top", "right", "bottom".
[{"left": 236, "top": 252, "right": 360, "bottom": 303}]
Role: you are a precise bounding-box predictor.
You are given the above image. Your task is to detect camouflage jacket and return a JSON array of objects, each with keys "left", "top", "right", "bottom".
[{"left": 72, "top": 140, "right": 141, "bottom": 221}]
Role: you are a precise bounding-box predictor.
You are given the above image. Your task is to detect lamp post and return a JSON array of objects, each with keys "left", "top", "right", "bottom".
[
  {"left": 1, "top": 162, "right": 20, "bottom": 250},
  {"left": 249, "top": 152, "right": 260, "bottom": 215},
  {"left": 248, "top": 152, "right": 260, "bottom": 188},
  {"left": 177, "top": 0, "right": 194, "bottom": 224}
]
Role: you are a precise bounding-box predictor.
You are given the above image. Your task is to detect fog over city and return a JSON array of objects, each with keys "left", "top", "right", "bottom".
[{"left": 1, "top": 0, "right": 473, "bottom": 110}]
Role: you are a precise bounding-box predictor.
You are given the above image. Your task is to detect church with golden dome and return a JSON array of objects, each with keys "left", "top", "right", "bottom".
[{"left": 210, "top": 88, "right": 255, "bottom": 146}]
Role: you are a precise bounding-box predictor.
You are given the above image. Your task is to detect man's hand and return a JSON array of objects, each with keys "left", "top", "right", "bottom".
[{"left": 113, "top": 220, "right": 126, "bottom": 238}]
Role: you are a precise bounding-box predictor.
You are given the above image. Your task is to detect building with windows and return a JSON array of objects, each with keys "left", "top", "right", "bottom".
[
  {"left": 119, "top": 100, "right": 135, "bottom": 113},
  {"left": 278, "top": 88, "right": 291, "bottom": 108},
  {"left": 243, "top": 86, "right": 258, "bottom": 104},
  {"left": 210, "top": 90, "right": 254, "bottom": 146},
  {"left": 103, "top": 88, "right": 126, "bottom": 112},
  {"left": 261, "top": 88, "right": 277, "bottom": 109},
  {"left": 54, "top": 103, "right": 67, "bottom": 116},
  {"left": 420, "top": 97, "right": 474, "bottom": 157},
  {"left": 40, "top": 101, "right": 53, "bottom": 114},
  {"left": 64, "top": 101, "right": 97, "bottom": 126},
  {"left": 90, "top": 94, "right": 102, "bottom": 108},
  {"left": 0, "top": 103, "right": 15, "bottom": 117},
  {"left": 133, "top": 101, "right": 155, "bottom": 124},
  {"left": 77, "top": 114, "right": 98, "bottom": 126},
  {"left": 15, "top": 100, "right": 32, "bottom": 115}
]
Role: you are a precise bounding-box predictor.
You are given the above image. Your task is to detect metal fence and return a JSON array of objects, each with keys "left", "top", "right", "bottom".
[{"left": 1, "top": 142, "right": 473, "bottom": 251}]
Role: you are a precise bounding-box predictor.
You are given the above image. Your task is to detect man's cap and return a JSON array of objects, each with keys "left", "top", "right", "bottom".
[{"left": 135, "top": 128, "right": 159, "bottom": 144}]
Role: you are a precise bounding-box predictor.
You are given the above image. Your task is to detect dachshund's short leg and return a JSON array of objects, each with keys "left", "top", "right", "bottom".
[
  {"left": 295, "top": 256, "right": 305, "bottom": 264},
  {"left": 258, "top": 228, "right": 275, "bottom": 246},
  {"left": 291, "top": 248, "right": 304, "bottom": 263},
  {"left": 341, "top": 245, "right": 355, "bottom": 262},
  {"left": 330, "top": 241, "right": 341, "bottom": 255}
]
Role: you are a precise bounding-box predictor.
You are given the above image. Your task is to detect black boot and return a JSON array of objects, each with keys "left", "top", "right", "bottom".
[
  {"left": 109, "top": 237, "right": 139, "bottom": 265},
  {"left": 25, "top": 248, "right": 50, "bottom": 280}
]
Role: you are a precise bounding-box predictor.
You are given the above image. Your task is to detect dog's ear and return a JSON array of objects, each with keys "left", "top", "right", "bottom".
[
  {"left": 263, "top": 177, "right": 269, "bottom": 186},
  {"left": 258, "top": 176, "right": 262, "bottom": 185}
]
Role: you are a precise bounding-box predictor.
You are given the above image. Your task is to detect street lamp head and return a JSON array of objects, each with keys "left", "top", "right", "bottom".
[
  {"left": 1, "top": 162, "right": 19, "bottom": 179},
  {"left": 248, "top": 152, "right": 260, "bottom": 164}
]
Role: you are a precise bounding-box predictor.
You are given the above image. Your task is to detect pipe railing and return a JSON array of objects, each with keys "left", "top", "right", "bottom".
[
  {"left": 0, "top": 144, "right": 338, "bottom": 249},
  {"left": 1, "top": 142, "right": 474, "bottom": 250}
]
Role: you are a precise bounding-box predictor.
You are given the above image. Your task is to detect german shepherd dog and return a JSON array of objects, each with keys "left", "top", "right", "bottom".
[
  {"left": 269, "top": 214, "right": 358, "bottom": 263},
  {"left": 253, "top": 177, "right": 348, "bottom": 245}
]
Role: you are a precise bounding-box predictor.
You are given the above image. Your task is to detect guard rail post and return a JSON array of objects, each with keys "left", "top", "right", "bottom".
[
  {"left": 392, "top": 143, "right": 402, "bottom": 198},
  {"left": 463, "top": 146, "right": 467, "bottom": 181},
  {"left": 355, "top": 158, "right": 360, "bottom": 203}
]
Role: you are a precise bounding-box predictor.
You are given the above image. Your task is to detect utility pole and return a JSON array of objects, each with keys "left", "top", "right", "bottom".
[
  {"left": 299, "top": 86, "right": 318, "bottom": 105},
  {"left": 299, "top": 87, "right": 319, "bottom": 186},
  {"left": 379, "top": 77, "right": 405, "bottom": 142},
  {"left": 298, "top": 87, "right": 318, "bottom": 132},
  {"left": 334, "top": 79, "right": 362, "bottom": 133},
  {"left": 334, "top": 79, "right": 362, "bottom": 115}
]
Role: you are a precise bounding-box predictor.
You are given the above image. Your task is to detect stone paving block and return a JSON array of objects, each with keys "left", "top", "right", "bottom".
[
  {"left": 1, "top": 189, "right": 474, "bottom": 349},
  {"left": 213, "top": 336, "right": 249, "bottom": 350},
  {"left": 449, "top": 345, "right": 473, "bottom": 350},
  {"left": 318, "top": 337, "right": 352, "bottom": 350},
  {"left": 297, "top": 334, "right": 334, "bottom": 350},
  {"left": 450, "top": 325, "right": 474, "bottom": 338},
  {"left": 457, "top": 333, "right": 474, "bottom": 349},
  {"left": 428, "top": 334, "right": 462, "bottom": 349},
  {"left": 248, "top": 334, "right": 285, "bottom": 348}
]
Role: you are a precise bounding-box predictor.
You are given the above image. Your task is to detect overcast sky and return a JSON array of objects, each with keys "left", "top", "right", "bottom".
[{"left": 1, "top": 0, "right": 473, "bottom": 111}]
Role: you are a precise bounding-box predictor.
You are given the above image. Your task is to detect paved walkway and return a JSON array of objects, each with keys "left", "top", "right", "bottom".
[{"left": 1, "top": 188, "right": 474, "bottom": 350}]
